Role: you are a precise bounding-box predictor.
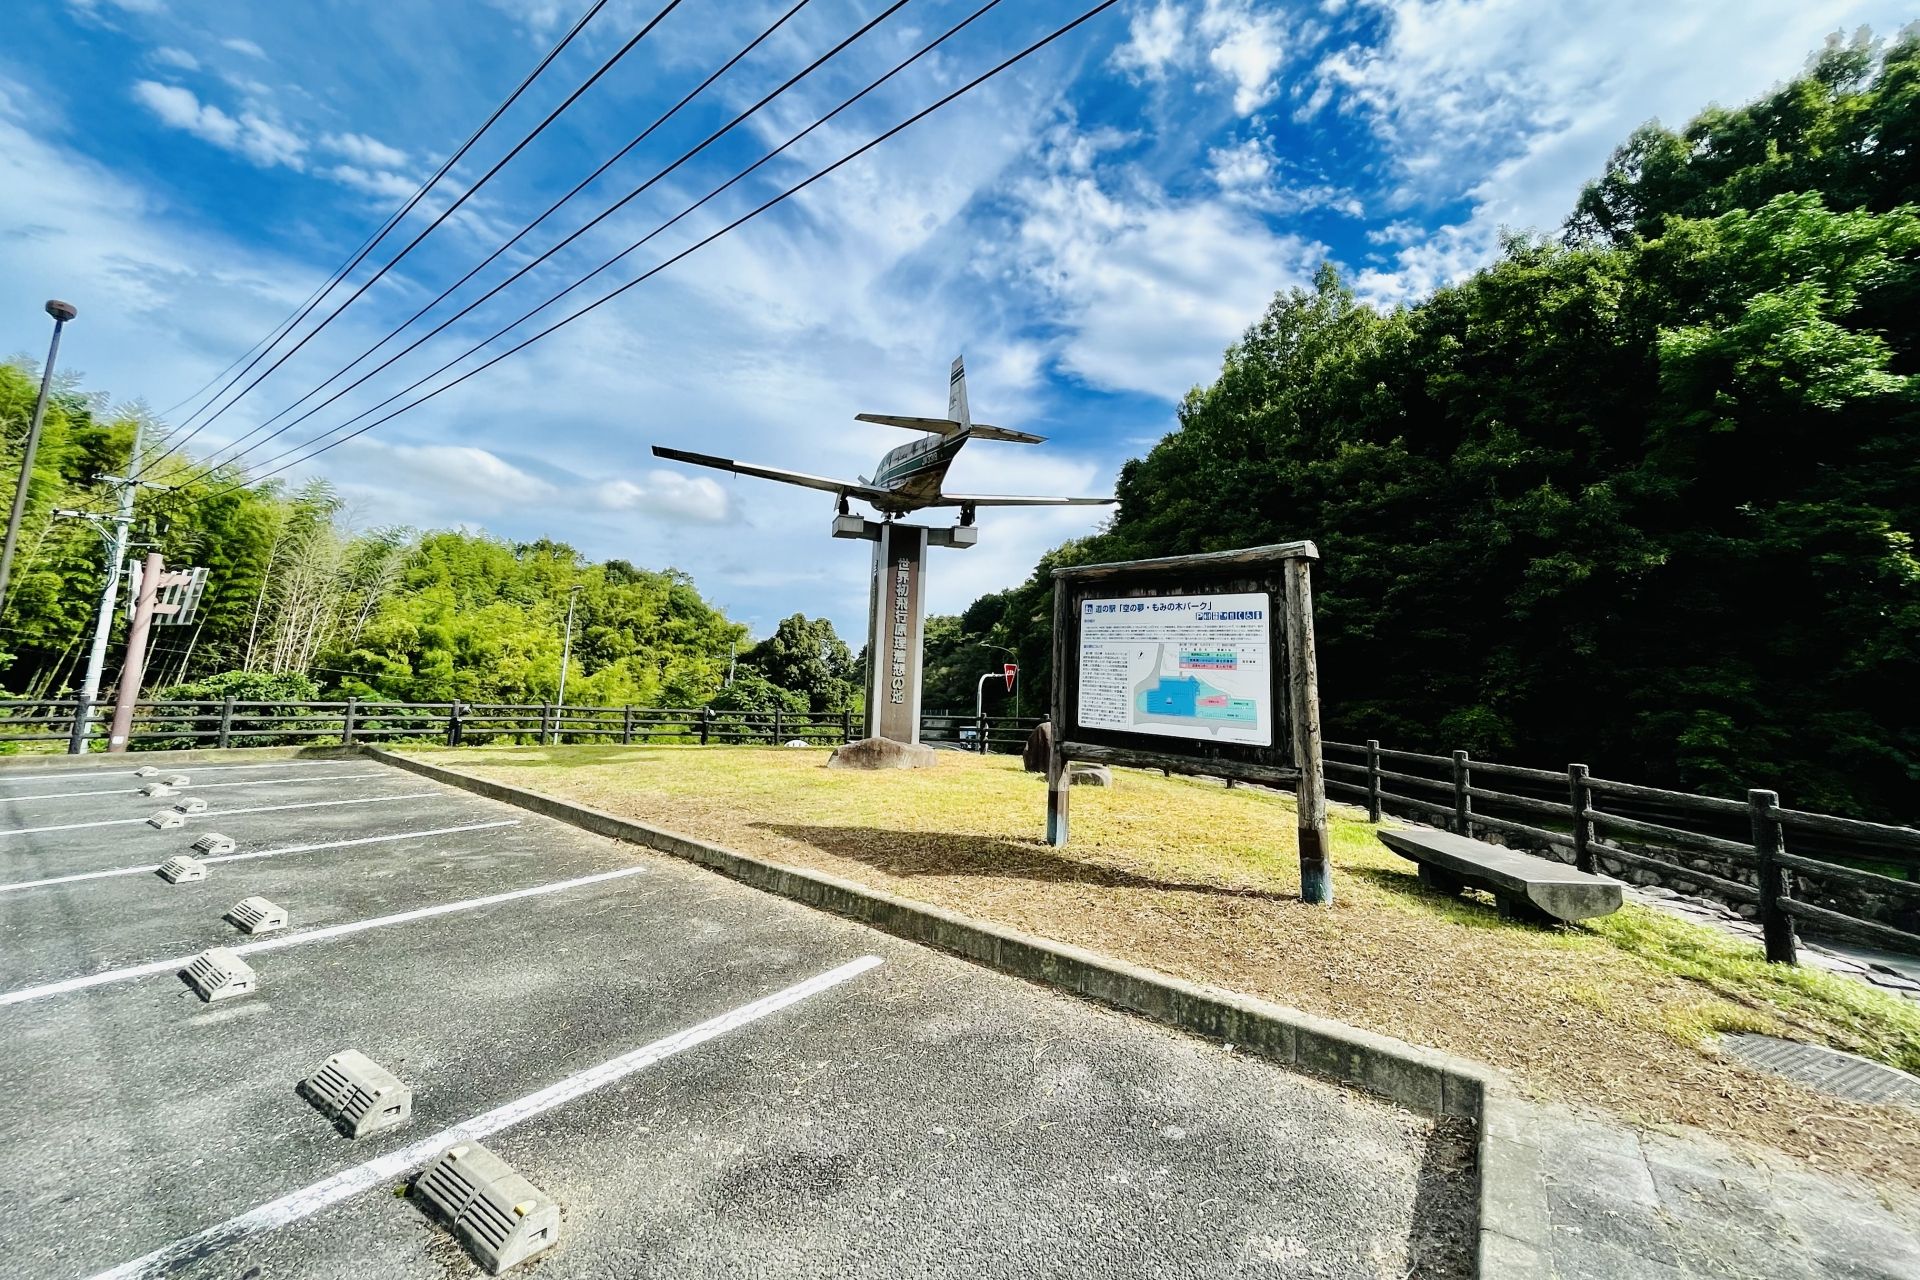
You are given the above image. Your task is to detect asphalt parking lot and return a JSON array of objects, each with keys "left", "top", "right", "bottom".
[{"left": 0, "top": 753, "right": 1473, "bottom": 1279}]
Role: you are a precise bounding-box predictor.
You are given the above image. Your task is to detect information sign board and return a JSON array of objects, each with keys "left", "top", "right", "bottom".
[{"left": 1076, "top": 592, "right": 1273, "bottom": 747}]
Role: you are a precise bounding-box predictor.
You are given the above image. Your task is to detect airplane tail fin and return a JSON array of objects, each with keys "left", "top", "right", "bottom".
[{"left": 948, "top": 355, "right": 971, "bottom": 429}]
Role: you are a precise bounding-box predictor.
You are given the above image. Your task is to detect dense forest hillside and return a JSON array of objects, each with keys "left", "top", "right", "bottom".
[{"left": 938, "top": 31, "right": 1920, "bottom": 820}]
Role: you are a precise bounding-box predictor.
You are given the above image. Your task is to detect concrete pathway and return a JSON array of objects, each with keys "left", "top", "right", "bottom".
[{"left": 1498, "top": 1098, "right": 1920, "bottom": 1279}]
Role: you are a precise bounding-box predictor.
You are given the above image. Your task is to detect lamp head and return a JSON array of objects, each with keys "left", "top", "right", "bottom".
[{"left": 45, "top": 300, "right": 77, "bottom": 323}]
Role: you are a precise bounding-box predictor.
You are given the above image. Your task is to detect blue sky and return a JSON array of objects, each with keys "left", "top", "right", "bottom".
[{"left": 2, "top": 0, "right": 1911, "bottom": 643}]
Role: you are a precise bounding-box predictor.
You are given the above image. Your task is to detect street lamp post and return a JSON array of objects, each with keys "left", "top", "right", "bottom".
[
  {"left": 0, "top": 300, "right": 77, "bottom": 617},
  {"left": 553, "top": 584, "right": 582, "bottom": 745}
]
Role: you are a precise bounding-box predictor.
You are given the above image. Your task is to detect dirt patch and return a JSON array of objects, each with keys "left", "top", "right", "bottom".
[{"left": 413, "top": 745, "right": 1920, "bottom": 1192}]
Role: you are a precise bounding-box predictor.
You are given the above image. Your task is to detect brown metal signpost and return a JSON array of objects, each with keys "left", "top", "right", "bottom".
[{"left": 1047, "top": 541, "right": 1331, "bottom": 904}]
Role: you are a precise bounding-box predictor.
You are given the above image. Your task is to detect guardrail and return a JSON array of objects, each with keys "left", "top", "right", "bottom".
[
  {"left": 1324, "top": 739, "right": 1920, "bottom": 964},
  {"left": 919, "top": 711, "right": 1044, "bottom": 754}
]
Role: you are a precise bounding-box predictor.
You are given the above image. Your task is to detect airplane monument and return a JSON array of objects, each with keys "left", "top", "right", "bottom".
[{"left": 653, "top": 357, "right": 1113, "bottom": 744}]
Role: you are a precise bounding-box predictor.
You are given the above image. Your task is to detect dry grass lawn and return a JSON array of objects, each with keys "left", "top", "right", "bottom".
[{"left": 407, "top": 743, "right": 1920, "bottom": 1190}]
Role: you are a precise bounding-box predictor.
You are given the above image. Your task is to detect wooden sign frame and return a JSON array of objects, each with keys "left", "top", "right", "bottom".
[{"left": 1047, "top": 541, "right": 1330, "bottom": 904}]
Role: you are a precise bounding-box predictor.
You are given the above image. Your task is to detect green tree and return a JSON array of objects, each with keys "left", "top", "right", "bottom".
[{"left": 741, "top": 614, "right": 855, "bottom": 711}]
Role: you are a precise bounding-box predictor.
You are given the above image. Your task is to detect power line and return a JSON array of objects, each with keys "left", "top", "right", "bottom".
[
  {"left": 209, "top": 1, "right": 1123, "bottom": 499},
  {"left": 145, "top": 0, "right": 687, "bottom": 473},
  {"left": 178, "top": 0, "right": 921, "bottom": 489},
  {"left": 204, "top": 0, "right": 1001, "bottom": 490},
  {"left": 181, "top": 0, "right": 827, "bottom": 486},
  {"left": 140, "top": 0, "right": 620, "bottom": 473}
]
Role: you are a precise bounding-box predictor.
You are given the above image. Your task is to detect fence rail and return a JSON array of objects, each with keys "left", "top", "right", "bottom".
[
  {"left": 1324, "top": 739, "right": 1920, "bottom": 964},
  {"left": 0, "top": 698, "right": 1043, "bottom": 756}
]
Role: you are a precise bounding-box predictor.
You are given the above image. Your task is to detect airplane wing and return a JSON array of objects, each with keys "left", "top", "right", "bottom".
[
  {"left": 929, "top": 493, "right": 1116, "bottom": 507},
  {"left": 965, "top": 424, "right": 1047, "bottom": 445},
  {"left": 651, "top": 446, "right": 893, "bottom": 503},
  {"left": 855, "top": 414, "right": 1047, "bottom": 445}
]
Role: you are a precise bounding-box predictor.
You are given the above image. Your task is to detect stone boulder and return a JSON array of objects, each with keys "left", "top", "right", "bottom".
[
  {"left": 1069, "top": 763, "right": 1112, "bottom": 787},
  {"left": 827, "top": 736, "right": 938, "bottom": 770},
  {"left": 1022, "top": 720, "right": 1054, "bottom": 774}
]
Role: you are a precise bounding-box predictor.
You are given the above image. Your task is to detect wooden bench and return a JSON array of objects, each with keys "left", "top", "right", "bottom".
[{"left": 1377, "top": 828, "right": 1623, "bottom": 924}]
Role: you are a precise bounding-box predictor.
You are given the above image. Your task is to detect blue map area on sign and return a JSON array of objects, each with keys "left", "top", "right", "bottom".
[{"left": 1137, "top": 675, "right": 1259, "bottom": 724}]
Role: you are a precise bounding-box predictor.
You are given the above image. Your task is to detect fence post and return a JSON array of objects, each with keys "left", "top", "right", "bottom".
[
  {"left": 1365, "top": 739, "right": 1382, "bottom": 823},
  {"left": 342, "top": 696, "right": 358, "bottom": 746},
  {"left": 622, "top": 705, "right": 634, "bottom": 745},
  {"left": 1568, "top": 764, "right": 1594, "bottom": 872},
  {"left": 842, "top": 708, "right": 852, "bottom": 743},
  {"left": 538, "top": 701, "right": 552, "bottom": 746},
  {"left": 1749, "top": 788, "right": 1798, "bottom": 964},
  {"left": 446, "top": 702, "right": 463, "bottom": 748},
  {"left": 773, "top": 706, "right": 783, "bottom": 745},
  {"left": 1452, "top": 750, "right": 1472, "bottom": 839},
  {"left": 67, "top": 696, "right": 92, "bottom": 755},
  {"left": 217, "top": 696, "right": 235, "bottom": 750},
  {"left": 699, "top": 706, "right": 712, "bottom": 746}
]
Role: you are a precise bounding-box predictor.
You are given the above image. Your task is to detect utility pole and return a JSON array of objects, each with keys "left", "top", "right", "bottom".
[
  {"left": 552, "top": 583, "right": 581, "bottom": 746},
  {"left": 0, "top": 300, "right": 78, "bottom": 617},
  {"left": 106, "top": 551, "right": 162, "bottom": 753},
  {"left": 66, "top": 413, "right": 147, "bottom": 753}
]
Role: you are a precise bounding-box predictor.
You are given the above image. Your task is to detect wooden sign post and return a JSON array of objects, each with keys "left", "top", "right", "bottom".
[{"left": 1046, "top": 542, "right": 1331, "bottom": 904}]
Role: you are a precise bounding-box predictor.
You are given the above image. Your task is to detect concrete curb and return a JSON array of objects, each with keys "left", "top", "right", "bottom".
[
  {"left": 0, "top": 745, "right": 361, "bottom": 773},
  {"left": 365, "top": 746, "right": 1552, "bottom": 1276}
]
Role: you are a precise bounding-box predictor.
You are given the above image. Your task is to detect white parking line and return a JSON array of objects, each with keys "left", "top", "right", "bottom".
[
  {"left": 2, "top": 771, "right": 390, "bottom": 802},
  {"left": 0, "top": 759, "right": 349, "bottom": 784},
  {"left": 0, "top": 820, "right": 522, "bottom": 894},
  {"left": 88, "top": 955, "right": 883, "bottom": 1280},
  {"left": 0, "top": 865, "right": 648, "bottom": 1006},
  {"left": 0, "top": 790, "right": 439, "bottom": 839}
]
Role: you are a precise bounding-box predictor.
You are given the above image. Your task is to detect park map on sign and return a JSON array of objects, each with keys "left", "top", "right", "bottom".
[{"left": 1076, "top": 592, "right": 1273, "bottom": 747}]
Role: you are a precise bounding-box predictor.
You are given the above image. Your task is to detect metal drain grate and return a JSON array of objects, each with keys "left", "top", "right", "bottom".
[
  {"left": 300, "top": 1050, "right": 412, "bottom": 1138},
  {"left": 415, "top": 1142, "right": 559, "bottom": 1274},
  {"left": 191, "top": 833, "right": 235, "bottom": 855},
  {"left": 1722, "top": 1033, "right": 1920, "bottom": 1107},
  {"left": 224, "top": 896, "right": 287, "bottom": 935},
  {"left": 172, "top": 796, "right": 209, "bottom": 815},
  {"left": 147, "top": 809, "right": 186, "bottom": 830},
  {"left": 181, "top": 948, "right": 256, "bottom": 1002},
  {"left": 156, "top": 855, "right": 207, "bottom": 884}
]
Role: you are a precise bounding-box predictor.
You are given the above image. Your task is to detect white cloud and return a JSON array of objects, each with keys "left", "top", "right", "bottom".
[
  {"left": 1200, "top": 0, "right": 1289, "bottom": 114},
  {"left": 1113, "top": 1, "right": 1187, "bottom": 79},
  {"left": 325, "top": 164, "right": 414, "bottom": 199},
  {"left": 324, "top": 131, "right": 408, "bottom": 170},
  {"left": 1209, "top": 135, "right": 1272, "bottom": 188},
  {"left": 593, "top": 472, "right": 732, "bottom": 523},
  {"left": 349, "top": 442, "right": 556, "bottom": 511},
  {"left": 220, "top": 37, "right": 267, "bottom": 59},
  {"left": 150, "top": 47, "right": 199, "bottom": 72},
  {"left": 130, "top": 80, "right": 305, "bottom": 169},
  {"left": 1115, "top": 0, "right": 1289, "bottom": 113},
  {"left": 1007, "top": 161, "right": 1327, "bottom": 396},
  {"left": 1332, "top": 0, "right": 1914, "bottom": 299}
]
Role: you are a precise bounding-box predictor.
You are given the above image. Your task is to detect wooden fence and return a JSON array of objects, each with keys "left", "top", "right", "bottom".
[
  {"left": 0, "top": 698, "right": 1041, "bottom": 755},
  {"left": 1323, "top": 739, "right": 1920, "bottom": 964},
  {"left": 0, "top": 697, "right": 860, "bottom": 751}
]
